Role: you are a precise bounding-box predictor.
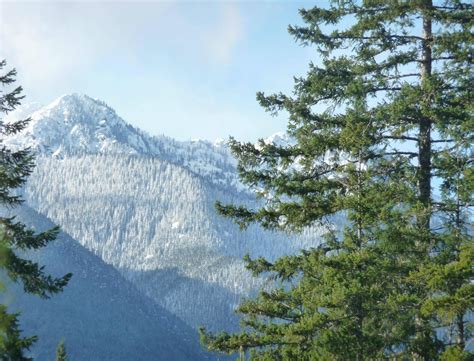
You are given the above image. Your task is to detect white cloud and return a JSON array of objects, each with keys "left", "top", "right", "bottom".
[
  {"left": 0, "top": 1, "right": 259, "bottom": 141},
  {"left": 204, "top": 3, "right": 244, "bottom": 65},
  {"left": 0, "top": 1, "right": 244, "bottom": 88},
  {"left": 0, "top": 2, "right": 173, "bottom": 86}
]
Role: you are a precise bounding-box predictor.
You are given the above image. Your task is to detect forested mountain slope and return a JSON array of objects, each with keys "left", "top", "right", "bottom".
[
  {"left": 5, "top": 94, "right": 322, "bottom": 332},
  {"left": 24, "top": 154, "right": 320, "bottom": 331},
  {"left": 4, "top": 93, "right": 239, "bottom": 189},
  {"left": 0, "top": 205, "right": 209, "bottom": 361}
]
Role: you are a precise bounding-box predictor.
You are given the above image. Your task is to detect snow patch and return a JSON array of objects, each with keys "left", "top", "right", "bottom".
[{"left": 171, "top": 221, "right": 180, "bottom": 229}]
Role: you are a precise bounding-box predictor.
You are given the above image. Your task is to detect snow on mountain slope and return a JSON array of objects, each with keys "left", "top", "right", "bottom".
[
  {"left": 23, "top": 154, "right": 321, "bottom": 331},
  {"left": 4, "top": 94, "right": 160, "bottom": 155},
  {"left": 5, "top": 94, "right": 323, "bottom": 332},
  {"left": 0, "top": 205, "right": 209, "bottom": 361},
  {"left": 4, "top": 94, "right": 239, "bottom": 189}
]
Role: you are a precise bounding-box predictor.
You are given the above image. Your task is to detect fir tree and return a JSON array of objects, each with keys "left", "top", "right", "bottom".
[
  {"left": 0, "top": 60, "right": 72, "bottom": 359},
  {"left": 55, "top": 339, "right": 68, "bottom": 361},
  {"left": 201, "top": 1, "right": 473, "bottom": 359}
]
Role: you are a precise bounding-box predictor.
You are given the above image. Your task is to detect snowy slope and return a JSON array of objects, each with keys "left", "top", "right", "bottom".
[
  {"left": 4, "top": 94, "right": 323, "bottom": 333},
  {"left": 24, "top": 154, "right": 321, "bottom": 331},
  {"left": 4, "top": 94, "right": 239, "bottom": 189},
  {"left": 4, "top": 93, "right": 161, "bottom": 156}
]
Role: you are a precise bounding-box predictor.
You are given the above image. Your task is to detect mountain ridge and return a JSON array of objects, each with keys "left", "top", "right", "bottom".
[
  {"left": 5, "top": 93, "right": 243, "bottom": 190},
  {"left": 5, "top": 93, "right": 294, "bottom": 192},
  {"left": 5, "top": 93, "right": 321, "bottom": 334}
]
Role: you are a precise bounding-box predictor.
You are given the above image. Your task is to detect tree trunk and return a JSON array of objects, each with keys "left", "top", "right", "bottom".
[
  {"left": 416, "top": 2, "right": 434, "bottom": 360},
  {"left": 419, "top": 0, "right": 433, "bottom": 229}
]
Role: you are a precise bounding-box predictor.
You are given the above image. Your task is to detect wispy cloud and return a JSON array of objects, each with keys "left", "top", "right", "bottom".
[
  {"left": 204, "top": 3, "right": 244, "bottom": 65},
  {"left": 0, "top": 1, "right": 304, "bottom": 141},
  {"left": 0, "top": 1, "right": 244, "bottom": 88},
  {"left": 1, "top": 2, "right": 170, "bottom": 88}
]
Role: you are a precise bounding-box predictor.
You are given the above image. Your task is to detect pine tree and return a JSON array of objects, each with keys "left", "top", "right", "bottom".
[
  {"left": 55, "top": 339, "right": 68, "bottom": 361},
  {"left": 0, "top": 60, "right": 72, "bottom": 359},
  {"left": 201, "top": 1, "right": 473, "bottom": 359}
]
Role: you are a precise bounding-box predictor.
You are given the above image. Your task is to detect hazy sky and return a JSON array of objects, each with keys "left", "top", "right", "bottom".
[{"left": 0, "top": 1, "right": 323, "bottom": 141}]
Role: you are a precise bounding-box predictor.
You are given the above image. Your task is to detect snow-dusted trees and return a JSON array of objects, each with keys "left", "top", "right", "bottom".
[{"left": 23, "top": 153, "right": 320, "bottom": 331}]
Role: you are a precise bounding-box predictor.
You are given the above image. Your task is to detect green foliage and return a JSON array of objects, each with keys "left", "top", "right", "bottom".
[
  {"left": 0, "top": 60, "right": 72, "bottom": 359},
  {"left": 0, "top": 305, "right": 35, "bottom": 361},
  {"left": 55, "top": 339, "right": 68, "bottom": 361},
  {"left": 440, "top": 346, "right": 474, "bottom": 361},
  {"left": 202, "top": 1, "right": 473, "bottom": 360}
]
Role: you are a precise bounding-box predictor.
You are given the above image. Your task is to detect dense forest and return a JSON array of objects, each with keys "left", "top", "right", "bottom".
[
  {"left": 201, "top": 1, "right": 473, "bottom": 360},
  {"left": 0, "top": 1, "right": 472, "bottom": 360}
]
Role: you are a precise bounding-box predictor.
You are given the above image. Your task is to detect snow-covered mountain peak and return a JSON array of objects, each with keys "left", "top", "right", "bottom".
[
  {"left": 29, "top": 93, "right": 117, "bottom": 126},
  {"left": 213, "top": 138, "right": 226, "bottom": 147},
  {"left": 3, "top": 93, "right": 245, "bottom": 189},
  {"left": 264, "top": 131, "right": 292, "bottom": 146},
  {"left": 3, "top": 93, "right": 155, "bottom": 157}
]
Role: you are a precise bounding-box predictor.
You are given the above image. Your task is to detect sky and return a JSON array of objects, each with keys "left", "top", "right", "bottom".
[{"left": 0, "top": 0, "right": 323, "bottom": 142}]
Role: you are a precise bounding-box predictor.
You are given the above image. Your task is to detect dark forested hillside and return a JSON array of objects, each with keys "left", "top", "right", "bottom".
[{"left": 1, "top": 205, "right": 209, "bottom": 361}]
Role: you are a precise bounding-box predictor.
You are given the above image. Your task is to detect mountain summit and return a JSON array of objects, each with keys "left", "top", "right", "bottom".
[
  {"left": 4, "top": 93, "right": 159, "bottom": 156},
  {"left": 5, "top": 93, "right": 320, "bottom": 335},
  {"left": 5, "top": 93, "right": 241, "bottom": 188}
]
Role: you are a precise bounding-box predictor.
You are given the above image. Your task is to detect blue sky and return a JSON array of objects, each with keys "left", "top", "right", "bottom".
[{"left": 0, "top": 1, "right": 324, "bottom": 141}]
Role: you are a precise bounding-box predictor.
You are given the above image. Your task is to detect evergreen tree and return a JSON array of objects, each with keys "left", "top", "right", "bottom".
[
  {"left": 201, "top": 1, "right": 473, "bottom": 359},
  {"left": 0, "top": 60, "right": 72, "bottom": 359},
  {"left": 55, "top": 339, "right": 68, "bottom": 361}
]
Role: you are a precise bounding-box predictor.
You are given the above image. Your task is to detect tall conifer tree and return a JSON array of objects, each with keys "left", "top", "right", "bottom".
[
  {"left": 201, "top": 1, "right": 473, "bottom": 359},
  {"left": 55, "top": 339, "right": 68, "bottom": 361},
  {"left": 0, "top": 60, "right": 72, "bottom": 359}
]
